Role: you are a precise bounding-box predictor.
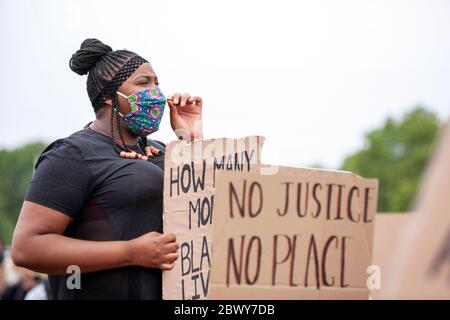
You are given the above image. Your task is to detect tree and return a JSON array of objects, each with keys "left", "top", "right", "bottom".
[
  {"left": 0, "top": 142, "right": 47, "bottom": 244},
  {"left": 340, "top": 107, "right": 441, "bottom": 212}
]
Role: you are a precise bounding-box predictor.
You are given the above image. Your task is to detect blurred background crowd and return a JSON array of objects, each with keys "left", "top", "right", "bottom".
[{"left": 0, "top": 235, "right": 50, "bottom": 300}]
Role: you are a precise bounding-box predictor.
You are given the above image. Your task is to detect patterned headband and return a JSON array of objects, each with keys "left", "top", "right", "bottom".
[{"left": 93, "top": 55, "right": 148, "bottom": 111}]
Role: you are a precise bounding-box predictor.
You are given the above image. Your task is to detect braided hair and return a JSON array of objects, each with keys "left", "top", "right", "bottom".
[{"left": 69, "top": 38, "right": 148, "bottom": 154}]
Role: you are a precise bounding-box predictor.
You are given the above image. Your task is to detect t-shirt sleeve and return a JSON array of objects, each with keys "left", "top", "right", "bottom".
[{"left": 25, "top": 141, "right": 94, "bottom": 218}]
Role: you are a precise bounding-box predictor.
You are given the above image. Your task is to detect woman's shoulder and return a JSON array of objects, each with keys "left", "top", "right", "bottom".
[{"left": 34, "top": 129, "right": 91, "bottom": 170}]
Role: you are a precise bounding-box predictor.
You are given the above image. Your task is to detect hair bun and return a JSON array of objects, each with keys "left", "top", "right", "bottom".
[{"left": 69, "top": 38, "right": 113, "bottom": 75}]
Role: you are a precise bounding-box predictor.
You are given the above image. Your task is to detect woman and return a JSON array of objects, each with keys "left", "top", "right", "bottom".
[{"left": 11, "top": 39, "right": 203, "bottom": 300}]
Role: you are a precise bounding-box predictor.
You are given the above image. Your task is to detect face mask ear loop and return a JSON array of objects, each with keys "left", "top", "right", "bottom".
[
  {"left": 112, "top": 93, "right": 131, "bottom": 153},
  {"left": 112, "top": 91, "right": 128, "bottom": 118},
  {"left": 110, "top": 101, "right": 123, "bottom": 156},
  {"left": 116, "top": 91, "right": 129, "bottom": 99},
  {"left": 115, "top": 91, "right": 129, "bottom": 118}
]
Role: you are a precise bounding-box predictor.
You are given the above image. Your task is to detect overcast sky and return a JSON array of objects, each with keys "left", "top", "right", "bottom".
[{"left": 0, "top": 0, "right": 449, "bottom": 168}]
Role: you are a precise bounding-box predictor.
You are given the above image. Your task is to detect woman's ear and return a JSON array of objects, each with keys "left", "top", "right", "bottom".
[{"left": 104, "top": 98, "right": 112, "bottom": 107}]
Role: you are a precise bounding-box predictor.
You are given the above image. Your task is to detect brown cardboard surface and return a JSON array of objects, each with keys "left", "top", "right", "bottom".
[
  {"left": 162, "top": 136, "right": 265, "bottom": 300},
  {"left": 369, "top": 213, "right": 410, "bottom": 300},
  {"left": 209, "top": 165, "right": 378, "bottom": 299},
  {"left": 381, "top": 122, "right": 450, "bottom": 299}
]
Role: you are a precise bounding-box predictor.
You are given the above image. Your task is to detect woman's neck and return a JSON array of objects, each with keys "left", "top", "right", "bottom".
[{"left": 90, "top": 119, "right": 139, "bottom": 147}]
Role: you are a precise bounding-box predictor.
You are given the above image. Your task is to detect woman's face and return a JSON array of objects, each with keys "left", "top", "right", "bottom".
[{"left": 115, "top": 62, "right": 159, "bottom": 115}]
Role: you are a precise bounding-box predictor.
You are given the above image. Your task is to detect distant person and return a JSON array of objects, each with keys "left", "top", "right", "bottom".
[
  {"left": 11, "top": 39, "right": 204, "bottom": 299},
  {"left": 0, "top": 234, "right": 5, "bottom": 297},
  {"left": 1, "top": 265, "right": 38, "bottom": 300},
  {"left": 0, "top": 234, "right": 4, "bottom": 265},
  {"left": 25, "top": 275, "right": 50, "bottom": 300},
  {"left": 0, "top": 234, "right": 4, "bottom": 259}
]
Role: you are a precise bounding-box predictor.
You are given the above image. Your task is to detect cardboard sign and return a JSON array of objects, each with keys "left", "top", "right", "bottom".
[
  {"left": 209, "top": 166, "right": 378, "bottom": 299},
  {"left": 162, "top": 136, "right": 265, "bottom": 300},
  {"left": 382, "top": 122, "right": 450, "bottom": 299},
  {"left": 370, "top": 213, "right": 410, "bottom": 300}
]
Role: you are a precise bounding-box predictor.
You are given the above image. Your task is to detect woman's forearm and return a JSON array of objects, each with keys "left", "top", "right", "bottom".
[
  {"left": 13, "top": 233, "right": 133, "bottom": 275},
  {"left": 12, "top": 201, "right": 178, "bottom": 275}
]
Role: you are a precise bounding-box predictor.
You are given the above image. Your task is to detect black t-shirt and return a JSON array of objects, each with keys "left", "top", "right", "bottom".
[{"left": 25, "top": 126, "right": 166, "bottom": 300}]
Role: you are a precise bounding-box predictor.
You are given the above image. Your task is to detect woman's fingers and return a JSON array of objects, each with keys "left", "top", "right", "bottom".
[
  {"left": 159, "top": 253, "right": 178, "bottom": 269},
  {"left": 160, "top": 263, "right": 175, "bottom": 271},
  {"left": 165, "top": 252, "right": 179, "bottom": 263},
  {"left": 144, "top": 147, "right": 153, "bottom": 157},
  {"left": 166, "top": 98, "right": 178, "bottom": 118},
  {"left": 164, "top": 242, "right": 180, "bottom": 254},
  {"left": 149, "top": 146, "right": 160, "bottom": 155},
  {"left": 168, "top": 92, "right": 201, "bottom": 108},
  {"left": 171, "top": 92, "right": 181, "bottom": 104},
  {"left": 145, "top": 146, "right": 160, "bottom": 157},
  {"left": 191, "top": 96, "right": 203, "bottom": 108},
  {"left": 160, "top": 232, "right": 176, "bottom": 244},
  {"left": 180, "top": 93, "right": 191, "bottom": 107},
  {"left": 169, "top": 93, "right": 201, "bottom": 107}
]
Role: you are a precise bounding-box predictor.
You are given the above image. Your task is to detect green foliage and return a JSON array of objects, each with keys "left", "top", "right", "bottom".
[
  {"left": 0, "top": 142, "right": 47, "bottom": 244},
  {"left": 340, "top": 107, "right": 441, "bottom": 212}
]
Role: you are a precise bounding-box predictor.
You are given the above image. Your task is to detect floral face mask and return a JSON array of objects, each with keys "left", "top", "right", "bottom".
[{"left": 115, "top": 86, "right": 166, "bottom": 136}]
